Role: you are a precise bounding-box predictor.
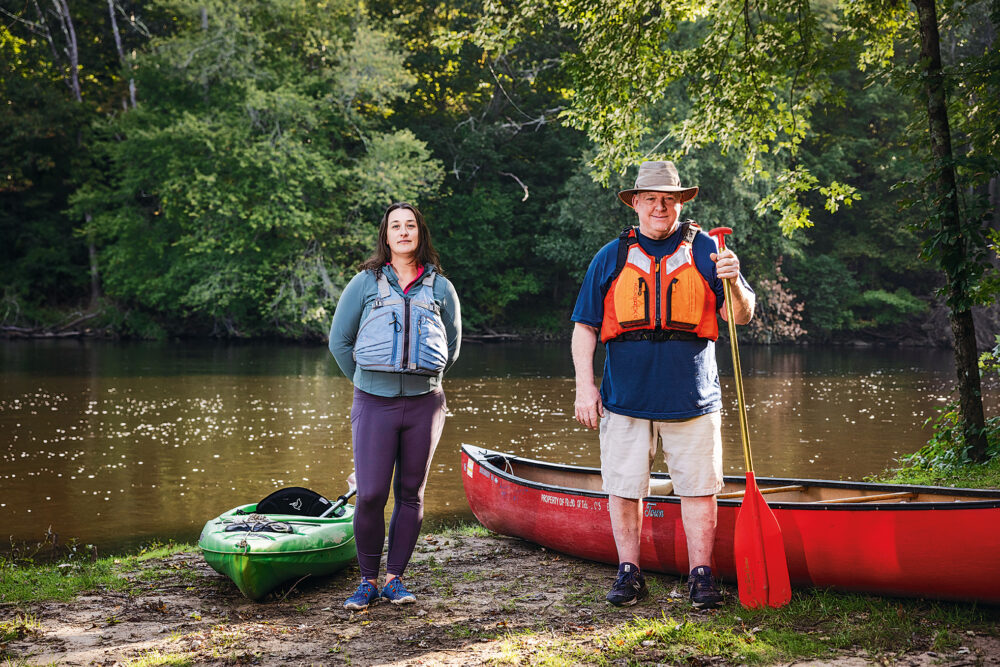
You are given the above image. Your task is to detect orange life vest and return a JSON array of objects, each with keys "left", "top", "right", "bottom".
[{"left": 599, "top": 223, "right": 719, "bottom": 343}]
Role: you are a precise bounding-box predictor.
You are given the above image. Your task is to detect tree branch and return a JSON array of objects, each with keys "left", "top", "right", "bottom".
[{"left": 499, "top": 171, "right": 529, "bottom": 201}]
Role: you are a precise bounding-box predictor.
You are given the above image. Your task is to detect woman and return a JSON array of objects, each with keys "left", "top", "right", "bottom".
[{"left": 329, "top": 202, "right": 461, "bottom": 610}]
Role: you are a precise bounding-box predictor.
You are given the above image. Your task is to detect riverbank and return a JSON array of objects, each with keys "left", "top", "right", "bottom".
[
  {"left": 6, "top": 302, "right": 1000, "bottom": 349},
  {"left": 3, "top": 525, "right": 998, "bottom": 667}
]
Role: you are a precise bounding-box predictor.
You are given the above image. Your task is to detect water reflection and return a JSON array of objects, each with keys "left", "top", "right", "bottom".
[{"left": 1, "top": 340, "right": 996, "bottom": 553}]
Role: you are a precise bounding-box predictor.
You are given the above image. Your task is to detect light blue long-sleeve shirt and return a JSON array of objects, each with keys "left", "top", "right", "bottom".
[{"left": 328, "top": 265, "right": 461, "bottom": 397}]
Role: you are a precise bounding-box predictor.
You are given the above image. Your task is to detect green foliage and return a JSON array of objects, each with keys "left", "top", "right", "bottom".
[
  {"left": 851, "top": 288, "right": 927, "bottom": 328},
  {"left": 535, "top": 154, "right": 634, "bottom": 289},
  {"left": 781, "top": 60, "right": 936, "bottom": 339},
  {"left": 903, "top": 335, "right": 1000, "bottom": 470},
  {"left": 123, "top": 651, "right": 194, "bottom": 667},
  {"left": 473, "top": 0, "right": 861, "bottom": 234},
  {"left": 791, "top": 254, "right": 858, "bottom": 336},
  {"left": 874, "top": 452, "right": 1000, "bottom": 488},
  {"left": 371, "top": 0, "right": 586, "bottom": 331},
  {"left": 0, "top": 21, "right": 92, "bottom": 316},
  {"left": 2, "top": 0, "right": 996, "bottom": 342},
  {"left": 70, "top": 0, "right": 443, "bottom": 337},
  {"left": 436, "top": 522, "right": 493, "bottom": 538}
]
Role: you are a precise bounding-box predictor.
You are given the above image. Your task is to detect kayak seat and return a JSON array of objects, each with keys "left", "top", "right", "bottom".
[{"left": 255, "top": 487, "right": 335, "bottom": 516}]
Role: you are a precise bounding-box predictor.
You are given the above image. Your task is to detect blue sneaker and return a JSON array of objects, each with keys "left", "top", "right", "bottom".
[
  {"left": 606, "top": 562, "right": 648, "bottom": 606},
  {"left": 688, "top": 566, "right": 723, "bottom": 609},
  {"left": 343, "top": 579, "right": 380, "bottom": 610},
  {"left": 380, "top": 577, "right": 417, "bottom": 605}
]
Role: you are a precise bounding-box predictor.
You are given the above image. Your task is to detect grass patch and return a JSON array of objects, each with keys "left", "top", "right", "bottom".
[
  {"left": 123, "top": 650, "right": 193, "bottom": 666},
  {"left": 645, "top": 573, "right": 683, "bottom": 600},
  {"left": 0, "top": 542, "right": 197, "bottom": 604},
  {"left": 871, "top": 456, "right": 1000, "bottom": 488},
  {"left": 419, "top": 555, "right": 455, "bottom": 597},
  {"left": 601, "top": 613, "right": 789, "bottom": 665},
  {"left": 435, "top": 522, "right": 492, "bottom": 539},
  {"left": 525, "top": 644, "right": 591, "bottom": 667},
  {"left": 2, "top": 658, "right": 37, "bottom": 667},
  {"left": 492, "top": 627, "right": 598, "bottom": 666},
  {"left": 0, "top": 613, "right": 42, "bottom": 643},
  {"left": 595, "top": 590, "right": 1000, "bottom": 665},
  {"left": 561, "top": 581, "right": 605, "bottom": 607},
  {"left": 486, "top": 588, "right": 999, "bottom": 666}
]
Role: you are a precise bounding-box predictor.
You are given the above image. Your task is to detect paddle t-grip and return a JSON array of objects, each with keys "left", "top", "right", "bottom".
[{"left": 708, "top": 227, "right": 733, "bottom": 252}]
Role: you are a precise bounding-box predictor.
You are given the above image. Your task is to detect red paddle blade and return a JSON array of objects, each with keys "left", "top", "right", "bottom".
[{"left": 734, "top": 472, "right": 792, "bottom": 608}]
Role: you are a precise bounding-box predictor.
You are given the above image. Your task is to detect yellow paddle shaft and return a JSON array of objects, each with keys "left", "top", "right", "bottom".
[{"left": 721, "top": 277, "right": 753, "bottom": 473}]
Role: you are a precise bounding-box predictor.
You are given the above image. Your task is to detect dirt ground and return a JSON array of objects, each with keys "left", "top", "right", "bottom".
[{"left": 3, "top": 532, "right": 999, "bottom": 666}]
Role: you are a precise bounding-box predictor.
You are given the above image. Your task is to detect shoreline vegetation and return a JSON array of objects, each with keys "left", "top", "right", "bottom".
[
  {"left": 1, "top": 317, "right": 992, "bottom": 349},
  {"left": 3, "top": 463, "right": 999, "bottom": 666}
]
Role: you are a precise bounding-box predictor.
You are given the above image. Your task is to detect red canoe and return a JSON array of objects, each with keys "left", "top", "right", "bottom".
[{"left": 461, "top": 445, "right": 1000, "bottom": 604}]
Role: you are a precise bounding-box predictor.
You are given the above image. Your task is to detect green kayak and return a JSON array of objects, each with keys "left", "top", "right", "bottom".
[{"left": 198, "top": 502, "right": 356, "bottom": 601}]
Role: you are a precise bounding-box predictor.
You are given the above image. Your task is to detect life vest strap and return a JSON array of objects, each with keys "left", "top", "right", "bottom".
[
  {"left": 375, "top": 274, "right": 393, "bottom": 304},
  {"left": 611, "top": 330, "right": 701, "bottom": 343},
  {"left": 603, "top": 222, "right": 696, "bottom": 296},
  {"left": 374, "top": 270, "right": 437, "bottom": 307},
  {"left": 682, "top": 220, "right": 698, "bottom": 243}
]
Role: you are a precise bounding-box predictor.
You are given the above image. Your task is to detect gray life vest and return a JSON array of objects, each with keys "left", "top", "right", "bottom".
[{"left": 353, "top": 270, "right": 449, "bottom": 375}]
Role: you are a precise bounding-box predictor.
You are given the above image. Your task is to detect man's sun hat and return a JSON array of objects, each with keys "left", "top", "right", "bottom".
[{"left": 618, "top": 160, "right": 699, "bottom": 208}]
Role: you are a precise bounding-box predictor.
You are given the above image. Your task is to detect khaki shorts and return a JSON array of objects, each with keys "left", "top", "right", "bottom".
[{"left": 599, "top": 410, "right": 723, "bottom": 498}]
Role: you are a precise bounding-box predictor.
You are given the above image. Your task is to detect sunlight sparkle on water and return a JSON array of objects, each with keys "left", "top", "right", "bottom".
[{"left": 2, "top": 343, "right": 997, "bottom": 550}]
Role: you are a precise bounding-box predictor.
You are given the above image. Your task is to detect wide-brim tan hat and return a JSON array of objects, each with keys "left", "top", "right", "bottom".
[{"left": 618, "top": 160, "right": 699, "bottom": 208}]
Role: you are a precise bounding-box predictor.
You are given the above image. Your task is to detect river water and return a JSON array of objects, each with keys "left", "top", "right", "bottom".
[{"left": 1, "top": 340, "right": 997, "bottom": 553}]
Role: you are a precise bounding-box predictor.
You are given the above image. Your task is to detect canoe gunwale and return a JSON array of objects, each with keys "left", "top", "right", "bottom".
[{"left": 463, "top": 444, "right": 1000, "bottom": 511}]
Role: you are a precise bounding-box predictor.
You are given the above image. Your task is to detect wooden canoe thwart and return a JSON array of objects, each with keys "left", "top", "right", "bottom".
[{"left": 461, "top": 445, "right": 1000, "bottom": 604}]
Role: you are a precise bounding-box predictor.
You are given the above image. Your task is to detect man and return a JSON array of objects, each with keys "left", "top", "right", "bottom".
[{"left": 571, "top": 160, "right": 754, "bottom": 609}]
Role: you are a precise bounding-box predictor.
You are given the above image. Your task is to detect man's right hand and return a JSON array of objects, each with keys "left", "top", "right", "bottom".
[{"left": 574, "top": 382, "right": 604, "bottom": 430}]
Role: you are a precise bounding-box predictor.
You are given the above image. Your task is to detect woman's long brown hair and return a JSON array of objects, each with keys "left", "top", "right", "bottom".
[{"left": 358, "top": 203, "right": 443, "bottom": 277}]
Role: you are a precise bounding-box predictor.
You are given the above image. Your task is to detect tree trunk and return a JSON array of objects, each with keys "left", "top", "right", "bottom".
[
  {"left": 47, "top": 0, "right": 103, "bottom": 309},
  {"left": 51, "top": 0, "right": 82, "bottom": 103},
  {"left": 913, "top": 0, "right": 988, "bottom": 461},
  {"left": 86, "top": 213, "right": 101, "bottom": 309},
  {"left": 990, "top": 175, "right": 1000, "bottom": 231},
  {"left": 106, "top": 0, "right": 136, "bottom": 108}
]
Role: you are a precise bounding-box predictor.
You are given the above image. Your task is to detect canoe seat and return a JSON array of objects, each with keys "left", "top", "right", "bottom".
[{"left": 648, "top": 478, "right": 674, "bottom": 496}]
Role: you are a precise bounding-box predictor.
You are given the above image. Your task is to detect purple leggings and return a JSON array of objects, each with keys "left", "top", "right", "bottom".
[{"left": 351, "top": 387, "right": 446, "bottom": 580}]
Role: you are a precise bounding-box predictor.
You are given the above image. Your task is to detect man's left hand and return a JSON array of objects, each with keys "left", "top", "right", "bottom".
[{"left": 710, "top": 249, "right": 740, "bottom": 281}]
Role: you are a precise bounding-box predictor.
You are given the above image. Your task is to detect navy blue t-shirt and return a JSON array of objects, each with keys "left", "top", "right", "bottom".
[{"left": 572, "top": 225, "right": 749, "bottom": 420}]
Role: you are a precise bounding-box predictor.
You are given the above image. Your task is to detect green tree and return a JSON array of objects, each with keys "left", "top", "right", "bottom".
[
  {"left": 369, "top": 0, "right": 587, "bottom": 331},
  {"left": 72, "top": 0, "right": 443, "bottom": 337},
  {"left": 1, "top": 0, "right": 161, "bottom": 327},
  {"left": 0, "top": 21, "right": 89, "bottom": 322},
  {"left": 844, "top": 0, "right": 997, "bottom": 459}
]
